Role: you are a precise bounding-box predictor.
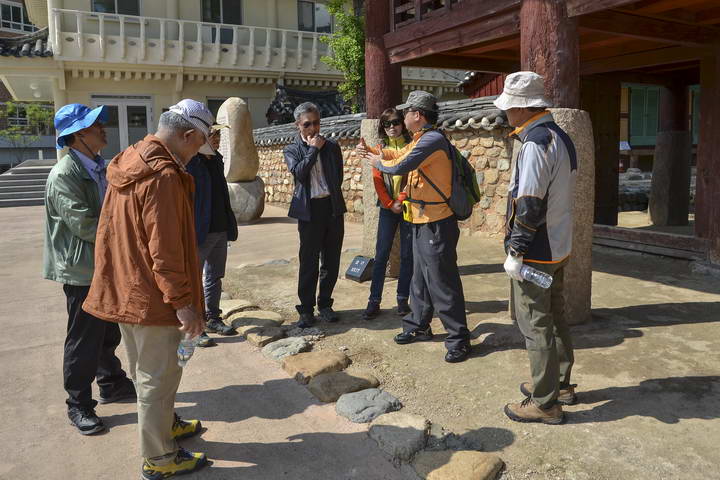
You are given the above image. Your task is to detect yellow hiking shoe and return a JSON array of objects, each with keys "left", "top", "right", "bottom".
[
  {"left": 141, "top": 448, "right": 208, "bottom": 479},
  {"left": 171, "top": 413, "right": 202, "bottom": 440}
]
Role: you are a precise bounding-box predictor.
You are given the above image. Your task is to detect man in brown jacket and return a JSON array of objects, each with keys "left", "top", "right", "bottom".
[{"left": 84, "top": 99, "right": 215, "bottom": 479}]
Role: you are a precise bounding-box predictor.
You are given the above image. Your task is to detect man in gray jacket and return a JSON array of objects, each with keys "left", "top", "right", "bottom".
[
  {"left": 43, "top": 103, "right": 134, "bottom": 436},
  {"left": 494, "top": 72, "right": 577, "bottom": 425}
]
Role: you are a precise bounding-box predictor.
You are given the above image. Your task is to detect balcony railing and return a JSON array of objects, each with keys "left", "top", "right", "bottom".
[
  {"left": 391, "top": 0, "right": 462, "bottom": 30},
  {"left": 50, "top": 8, "right": 334, "bottom": 73}
]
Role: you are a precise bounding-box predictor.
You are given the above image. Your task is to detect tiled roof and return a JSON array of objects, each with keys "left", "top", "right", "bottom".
[
  {"left": 0, "top": 28, "right": 53, "bottom": 58},
  {"left": 254, "top": 95, "right": 508, "bottom": 146}
]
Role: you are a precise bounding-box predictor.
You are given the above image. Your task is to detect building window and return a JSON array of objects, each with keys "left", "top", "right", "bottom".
[
  {"left": 202, "top": 0, "right": 242, "bottom": 44},
  {"left": 0, "top": 1, "right": 36, "bottom": 33},
  {"left": 690, "top": 85, "right": 700, "bottom": 146},
  {"left": 298, "top": 1, "right": 332, "bottom": 33},
  {"left": 91, "top": 0, "right": 140, "bottom": 16},
  {"left": 627, "top": 84, "right": 660, "bottom": 147}
]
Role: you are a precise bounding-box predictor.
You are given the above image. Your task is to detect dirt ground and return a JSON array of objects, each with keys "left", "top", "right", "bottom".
[{"left": 224, "top": 222, "right": 720, "bottom": 480}]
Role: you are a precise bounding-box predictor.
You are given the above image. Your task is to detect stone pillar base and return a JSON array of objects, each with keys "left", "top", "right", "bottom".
[{"left": 228, "top": 176, "right": 265, "bottom": 224}]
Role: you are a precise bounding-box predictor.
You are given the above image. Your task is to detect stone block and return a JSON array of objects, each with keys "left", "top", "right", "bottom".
[
  {"left": 412, "top": 451, "right": 504, "bottom": 480},
  {"left": 243, "top": 326, "right": 285, "bottom": 347},
  {"left": 336, "top": 388, "right": 402, "bottom": 423},
  {"left": 262, "top": 337, "right": 311, "bottom": 361},
  {"left": 485, "top": 169, "right": 499, "bottom": 185},
  {"left": 282, "top": 351, "right": 351, "bottom": 384},
  {"left": 217, "top": 97, "right": 259, "bottom": 182},
  {"left": 228, "top": 177, "right": 265, "bottom": 223},
  {"left": 498, "top": 159, "right": 510, "bottom": 171},
  {"left": 368, "top": 412, "right": 429, "bottom": 462},
  {"left": 219, "top": 299, "right": 258, "bottom": 320},
  {"left": 481, "top": 136, "right": 494, "bottom": 148},
  {"left": 229, "top": 310, "right": 284, "bottom": 329},
  {"left": 307, "top": 369, "right": 380, "bottom": 403}
]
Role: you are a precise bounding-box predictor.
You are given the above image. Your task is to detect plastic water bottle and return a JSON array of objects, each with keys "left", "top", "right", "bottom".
[
  {"left": 520, "top": 265, "right": 553, "bottom": 289},
  {"left": 177, "top": 335, "right": 198, "bottom": 367}
]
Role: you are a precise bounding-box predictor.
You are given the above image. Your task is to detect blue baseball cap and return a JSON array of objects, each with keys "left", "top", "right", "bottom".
[{"left": 54, "top": 103, "right": 109, "bottom": 149}]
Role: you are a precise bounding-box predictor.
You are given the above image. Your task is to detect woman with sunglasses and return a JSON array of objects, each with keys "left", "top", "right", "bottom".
[{"left": 363, "top": 108, "right": 414, "bottom": 320}]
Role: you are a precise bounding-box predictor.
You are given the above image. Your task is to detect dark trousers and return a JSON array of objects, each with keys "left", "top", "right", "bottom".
[
  {"left": 403, "top": 216, "right": 470, "bottom": 350},
  {"left": 511, "top": 259, "right": 574, "bottom": 408},
  {"left": 63, "top": 284, "right": 129, "bottom": 410},
  {"left": 198, "top": 231, "right": 228, "bottom": 321},
  {"left": 296, "top": 197, "right": 344, "bottom": 314},
  {"left": 369, "top": 208, "right": 413, "bottom": 304}
]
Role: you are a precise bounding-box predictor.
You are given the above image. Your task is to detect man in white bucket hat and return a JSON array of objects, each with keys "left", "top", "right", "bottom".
[{"left": 494, "top": 72, "right": 578, "bottom": 425}]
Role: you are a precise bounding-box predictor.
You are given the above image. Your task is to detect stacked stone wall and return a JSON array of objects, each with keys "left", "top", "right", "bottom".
[{"left": 256, "top": 128, "right": 514, "bottom": 235}]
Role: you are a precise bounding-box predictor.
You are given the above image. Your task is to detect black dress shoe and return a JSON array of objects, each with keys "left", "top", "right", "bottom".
[
  {"left": 396, "top": 299, "right": 411, "bottom": 316},
  {"left": 68, "top": 407, "right": 106, "bottom": 435},
  {"left": 297, "top": 312, "right": 317, "bottom": 328},
  {"left": 205, "top": 318, "right": 237, "bottom": 336},
  {"left": 362, "top": 301, "right": 380, "bottom": 320},
  {"left": 318, "top": 307, "right": 339, "bottom": 323},
  {"left": 394, "top": 327, "right": 434, "bottom": 345},
  {"left": 445, "top": 345, "right": 471, "bottom": 363},
  {"left": 99, "top": 380, "right": 136, "bottom": 405}
]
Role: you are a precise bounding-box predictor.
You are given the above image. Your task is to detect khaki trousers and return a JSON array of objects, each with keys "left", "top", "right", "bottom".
[
  {"left": 119, "top": 323, "right": 182, "bottom": 463},
  {"left": 511, "top": 258, "right": 574, "bottom": 408}
]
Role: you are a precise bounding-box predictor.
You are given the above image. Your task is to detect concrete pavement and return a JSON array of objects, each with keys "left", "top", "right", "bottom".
[{"left": 0, "top": 205, "right": 401, "bottom": 480}]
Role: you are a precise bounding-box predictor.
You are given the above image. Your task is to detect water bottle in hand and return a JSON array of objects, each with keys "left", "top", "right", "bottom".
[
  {"left": 520, "top": 265, "right": 553, "bottom": 289},
  {"left": 177, "top": 335, "right": 198, "bottom": 367}
]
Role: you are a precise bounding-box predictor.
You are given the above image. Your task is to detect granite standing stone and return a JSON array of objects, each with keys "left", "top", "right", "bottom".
[{"left": 218, "top": 97, "right": 260, "bottom": 182}]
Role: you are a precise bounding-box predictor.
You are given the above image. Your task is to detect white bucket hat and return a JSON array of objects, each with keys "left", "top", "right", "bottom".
[{"left": 493, "top": 71, "right": 552, "bottom": 111}]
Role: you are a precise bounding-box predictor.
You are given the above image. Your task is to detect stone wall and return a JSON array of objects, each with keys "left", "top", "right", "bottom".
[{"left": 256, "top": 127, "right": 514, "bottom": 234}]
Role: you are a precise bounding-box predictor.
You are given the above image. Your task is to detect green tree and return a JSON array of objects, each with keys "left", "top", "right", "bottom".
[
  {"left": 320, "top": 0, "right": 365, "bottom": 112},
  {"left": 0, "top": 101, "right": 53, "bottom": 167}
]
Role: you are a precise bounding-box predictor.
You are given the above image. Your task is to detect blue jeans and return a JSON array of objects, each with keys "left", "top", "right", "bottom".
[{"left": 369, "top": 207, "right": 413, "bottom": 304}]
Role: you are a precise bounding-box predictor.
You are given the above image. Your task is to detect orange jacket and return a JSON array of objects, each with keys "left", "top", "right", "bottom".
[{"left": 83, "top": 135, "right": 204, "bottom": 326}]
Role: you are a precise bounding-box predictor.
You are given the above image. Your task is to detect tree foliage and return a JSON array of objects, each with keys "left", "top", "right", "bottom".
[
  {"left": 0, "top": 101, "right": 54, "bottom": 166},
  {"left": 320, "top": 0, "right": 365, "bottom": 112}
]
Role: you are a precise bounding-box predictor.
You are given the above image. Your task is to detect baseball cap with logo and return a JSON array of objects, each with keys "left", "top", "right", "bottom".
[
  {"left": 396, "top": 90, "right": 439, "bottom": 112},
  {"left": 168, "top": 99, "right": 216, "bottom": 155}
]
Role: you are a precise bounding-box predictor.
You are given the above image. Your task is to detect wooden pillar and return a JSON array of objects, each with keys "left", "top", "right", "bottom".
[
  {"left": 581, "top": 75, "right": 620, "bottom": 226},
  {"left": 520, "top": 0, "right": 579, "bottom": 108},
  {"left": 649, "top": 82, "right": 692, "bottom": 226},
  {"left": 696, "top": 47, "right": 720, "bottom": 263},
  {"left": 365, "top": 0, "right": 402, "bottom": 118}
]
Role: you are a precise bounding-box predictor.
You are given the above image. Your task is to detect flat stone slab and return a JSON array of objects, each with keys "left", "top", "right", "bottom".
[
  {"left": 283, "top": 325, "right": 326, "bottom": 342},
  {"left": 229, "top": 310, "right": 283, "bottom": 329},
  {"left": 262, "top": 337, "right": 311, "bottom": 361},
  {"left": 425, "top": 424, "right": 485, "bottom": 452},
  {"left": 243, "top": 326, "right": 285, "bottom": 347},
  {"left": 220, "top": 299, "right": 258, "bottom": 319},
  {"left": 307, "top": 369, "right": 380, "bottom": 403},
  {"left": 412, "top": 451, "right": 504, "bottom": 480},
  {"left": 336, "top": 388, "right": 402, "bottom": 423},
  {"left": 368, "top": 411, "right": 429, "bottom": 462},
  {"left": 281, "top": 351, "right": 351, "bottom": 384}
]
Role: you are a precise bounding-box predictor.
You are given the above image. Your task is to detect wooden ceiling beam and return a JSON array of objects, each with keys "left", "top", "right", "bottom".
[
  {"left": 403, "top": 54, "right": 519, "bottom": 73},
  {"left": 696, "top": 7, "right": 720, "bottom": 25},
  {"left": 456, "top": 36, "right": 520, "bottom": 56},
  {"left": 579, "top": 10, "right": 720, "bottom": 47},
  {"left": 581, "top": 46, "right": 703, "bottom": 74},
  {"left": 633, "top": 0, "right": 710, "bottom": 14},
  {"left": 566, "top": 0, "right": 641, "bottom": 18}
]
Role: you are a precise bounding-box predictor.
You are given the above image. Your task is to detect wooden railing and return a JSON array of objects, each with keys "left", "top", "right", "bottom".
[{"left": 391, "top": 0, "right": 462, "bottom": 30}]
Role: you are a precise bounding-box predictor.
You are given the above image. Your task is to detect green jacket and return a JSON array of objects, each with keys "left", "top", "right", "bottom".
[{"left": 43, "top": 151, "right": 102, "bottom": 286}]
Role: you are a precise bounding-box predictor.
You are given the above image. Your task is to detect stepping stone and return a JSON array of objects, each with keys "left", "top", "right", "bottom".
[
  {"left": 307, "top": 369, "right": 380, "bottom": 403},
  {"left": 336, "top": 388, "right": 402, "bottom": 423},
  {"left": 229, "top": 310, "right": 283, "bottom": 329},
  {"left": 412, "top": 451, "right": 504, "bottom": 480},
  {"left": 368, "top": 411, "right": 430, "bottom": 462},
  {"left": 281, "top": 351, "right": 350, "bottom": 384},
  {"left": 425, "top": 424, "right": 485, "bottom": 452},
  {"left": 243, "top": 326, "right": 285, "bottom": 347},
  {"left": 220, "top": 299, "right": 258, "bottom": 319},
  {"left": 262, "top": 337, "right": 311, "bottom": 361}
]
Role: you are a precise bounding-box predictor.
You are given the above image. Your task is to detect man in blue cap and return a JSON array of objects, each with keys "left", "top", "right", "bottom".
[{"left": 43, "top": 103, "right": 135, "bottom": 436}]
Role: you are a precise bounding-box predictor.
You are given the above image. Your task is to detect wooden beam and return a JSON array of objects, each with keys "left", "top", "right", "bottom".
[
  {"left": 387, "top": 8, "right": 520, "bottom": 64},
  {"left": 579, "top": 10, "right": 720, "bottom": 47},
  {"left": 581, "top": 46, "right": 704, "bottom": 74},
  {"left": 635, "top": 0, "right": 709, "bottom": 14},
  {"left": 696, "top": 7, "right": 720, "bottom": 25},
  {"left": 385, "top": 0, "right": 521, "bottom": 49},
  {"left": 566, "top": 0, "right": 639, "bottom": 18},
  {"left": 459, "top": 36, "right": 520, "bottom": 56},
  {"left": 403, "top": 54, "right": 519, "bottom": 72}
]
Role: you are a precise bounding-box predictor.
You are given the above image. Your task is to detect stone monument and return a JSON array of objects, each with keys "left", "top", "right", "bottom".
[{"left": 217, "top": 97, "right": 265, "bottom": 223}]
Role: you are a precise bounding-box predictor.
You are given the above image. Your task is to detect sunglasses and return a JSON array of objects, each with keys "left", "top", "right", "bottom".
[
  {"left": 382, "top": 119, "right": 403, "bottom": 128},
  {"left": 301, "top": 120, "right": 321, "bottom": 128}
]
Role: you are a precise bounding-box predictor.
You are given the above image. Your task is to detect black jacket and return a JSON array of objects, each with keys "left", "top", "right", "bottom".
[{"left": 284, "top": 135, "right": 347, "bottom": 222}]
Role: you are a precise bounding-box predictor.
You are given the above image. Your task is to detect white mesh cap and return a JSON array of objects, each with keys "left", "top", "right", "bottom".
[{"left": 168, "top": 99, "right": 216, "bottom": 155}]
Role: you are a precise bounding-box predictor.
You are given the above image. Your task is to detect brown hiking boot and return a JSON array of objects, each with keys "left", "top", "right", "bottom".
[
  {"left": 504, "top": 397, "right": 565, "bottom": 425},
  {"left": 520, "top": 382, "right": 578, "bottom": 405}
]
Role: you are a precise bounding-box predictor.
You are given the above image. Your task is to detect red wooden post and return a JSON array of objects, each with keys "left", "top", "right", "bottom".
[
  {"left": 520, "top": 0, "right": 580, "bottom": 108},
  {"left": 696, "top": 47, "right": 720, "bottom": 263},
  {"left": 365, "top": 0, "right": 403, "bottom": 118}
]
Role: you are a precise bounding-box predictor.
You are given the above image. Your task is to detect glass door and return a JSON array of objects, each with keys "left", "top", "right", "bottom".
[{"left": 92, "top": 96, "right": 153, "bottom": 160}]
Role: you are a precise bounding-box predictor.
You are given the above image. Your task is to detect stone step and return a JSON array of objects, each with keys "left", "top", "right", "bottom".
[
  {"left": 0, "top": 198, "right": 44, "bottom": 208},
  {"left": 8, "top": 166, "right": 53, "bottom": 175},
  {"left": 0, "top": 184, "right": 45, "bottom": 193},
  {"left": 0, "top": 178, "right": 47, "bottom": 187},
  {"left": 0, "top": 173, "right": 48, "bottom": 181},
  {"left": 0, "top": 191, "right": 45, "bottom": 200}
]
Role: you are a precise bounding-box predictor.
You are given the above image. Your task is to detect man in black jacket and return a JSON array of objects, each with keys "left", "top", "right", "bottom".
[{"left": 284, "top": 102, "right": 347, "bottom": 327}]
